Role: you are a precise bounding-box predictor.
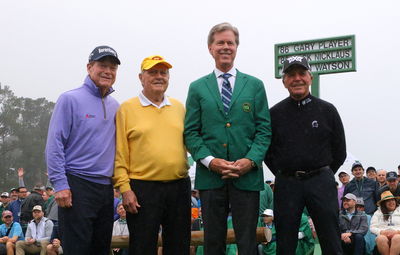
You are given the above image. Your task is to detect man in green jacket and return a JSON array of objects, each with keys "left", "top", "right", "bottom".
[{"left": 184, "top": 22, "right": 271, "bottom": 255}]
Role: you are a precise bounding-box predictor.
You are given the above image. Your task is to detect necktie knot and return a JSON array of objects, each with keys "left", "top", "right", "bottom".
[{"left": 221, "top": 73, "right": 232, "bottom": 81}]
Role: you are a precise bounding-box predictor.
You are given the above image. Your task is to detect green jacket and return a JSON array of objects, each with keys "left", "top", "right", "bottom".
[{"left": 184, "top": 70, "right": 271, "bottom": 191}]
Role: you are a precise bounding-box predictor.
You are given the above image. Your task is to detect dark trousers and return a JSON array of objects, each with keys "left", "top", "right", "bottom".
[
  {"left": 59, "top": 174, "right": 114, "bottom": 255},
  {"left": 342, "top": 233, "right": 365, "bottom": 255},
  {"left": 126, "top": 177, "right": 191, "bottom": 255},
  {"left": 200, "top": 181, "right": 259, "bottom": 255},
  {"left": 274, "top": 168, "right": 343, "bottom": 255}
]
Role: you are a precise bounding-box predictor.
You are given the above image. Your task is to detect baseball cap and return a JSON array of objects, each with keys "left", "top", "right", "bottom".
[
  {"left": 88, "top": 45, "right": 121, "bottom": 65},
  {"left": 32, "top": 205, "right": 43, "bottom": 212},
  {"left": 2, "top": 210, "right": 12, "bottom": 217},
  {"left": 356, "top": 197, "right": 365, "bottom": 206},
  {"left": 141, "top": 55, "right": 172, "bottom": 71},
  {"left": 387, "top": 171, "right": 398, "bottom": 181},
  {"left": 366, "top": 166, "right": 377, "bottom": 173},
  {"left": 33, "top": 185, "right": 45, "bottom": 191},
  {"left": 45, "top": 186, "right": 54, "bottom": 191},
  {"left": 1, "top": 192, "right": 9, "bottom": 197},
  {"left": 342, "top": 193, "right": 357, "bottom": 201},
  {"left": 282, "top": 55, "right": 311, "bottom": 73},
  {"left": 351, "top": 162, "right": 363, "bottom": 171},
  {"left": 261, "top": 209, "right": 274, "bottom": 217}
]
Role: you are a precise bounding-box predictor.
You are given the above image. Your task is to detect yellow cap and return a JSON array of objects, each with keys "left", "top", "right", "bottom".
[{"left": 141, "top": 55, "right": 172, "bottom": 71}]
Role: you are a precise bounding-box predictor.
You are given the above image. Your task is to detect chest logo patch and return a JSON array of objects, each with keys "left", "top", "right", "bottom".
[
  {"left": 311, "top": 120, "right": 319, "bottom": 128},
  {"left": 85, "top": 114, "right": 96, "bottom": 119},
  {"left": 242, "top": 103, "right": 251, "bottom": 112}
]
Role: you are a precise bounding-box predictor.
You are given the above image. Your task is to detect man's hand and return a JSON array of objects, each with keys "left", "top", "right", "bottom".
[
  {"left": 52, "top": 238, "right": 61, "bottom": 248},
  {"left": 122, "top": 190, "right": 141, "bottom": 214},
  {"left": 209, "top": 158, "right": 239, "bottom": 179},
  {"left": 341, "top": 232, "right": 352, "bottom": 243},
  {"left": 55, "top": 189, "right": 72, "bottom": 208},
  {"left": 17, "top": 168, "right": 24, "bottom": 177},
  {"left": 26, "top": 238, "right": 35, "bottom": 244},
  {"left": 232, "top": 158, "right": 253, "bottom": 176}
]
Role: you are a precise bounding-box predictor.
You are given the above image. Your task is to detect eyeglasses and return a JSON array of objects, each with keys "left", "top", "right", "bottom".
[{"left": 3, "top": 215, "right": 12, "bottom": 219}]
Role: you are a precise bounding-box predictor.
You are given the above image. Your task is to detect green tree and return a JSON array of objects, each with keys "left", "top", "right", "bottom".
[{"left": 0, "top": 84, "right": 54, "bottom": 190}]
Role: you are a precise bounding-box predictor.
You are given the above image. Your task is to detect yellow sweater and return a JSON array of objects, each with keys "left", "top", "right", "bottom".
[{"left": 113, "top": 97, "right": 188, "bottom": 193}]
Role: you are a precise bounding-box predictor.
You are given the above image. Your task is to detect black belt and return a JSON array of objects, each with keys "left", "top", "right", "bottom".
[{"left": 280, "top": 166, "right": 329, "bottom": 180}]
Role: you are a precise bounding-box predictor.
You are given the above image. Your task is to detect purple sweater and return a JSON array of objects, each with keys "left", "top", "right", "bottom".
[{"left": 45, "top": 76, "right": 119, "bottom": 192}]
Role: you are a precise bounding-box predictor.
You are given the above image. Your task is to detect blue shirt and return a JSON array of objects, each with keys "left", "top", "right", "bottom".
[{"left": 0, "top": 222, "right": 24, "bottom": 240}]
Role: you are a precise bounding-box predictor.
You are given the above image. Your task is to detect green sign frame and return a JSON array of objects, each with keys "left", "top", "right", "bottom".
[{"left": 274, "top": 35, "right": 356, "bottom": 97}]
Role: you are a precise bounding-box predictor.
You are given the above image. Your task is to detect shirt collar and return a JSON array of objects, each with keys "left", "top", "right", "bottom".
[
  {"left": 214, "top": 67, "right": 237, "bottom": 79},
  {"left": 139, "top": 92, "right": 171, "bottom": 109}
]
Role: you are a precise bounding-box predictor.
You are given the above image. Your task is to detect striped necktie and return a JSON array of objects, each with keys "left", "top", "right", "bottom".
[{"left": 220, "top": 73, "right": 232, "bottom": 113}]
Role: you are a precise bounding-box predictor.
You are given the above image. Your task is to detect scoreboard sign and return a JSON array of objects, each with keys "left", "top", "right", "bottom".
[{"left": 274, "top": 35, "right": 356, "bottom": 78}]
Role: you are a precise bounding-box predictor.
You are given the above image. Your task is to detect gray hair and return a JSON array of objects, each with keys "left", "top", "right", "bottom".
[{"left": 207, "top": 22, "right": 239, "bottom": 46}]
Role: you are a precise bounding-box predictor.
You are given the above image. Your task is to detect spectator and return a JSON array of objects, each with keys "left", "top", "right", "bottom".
[
  {"left": 112, "top": 203, "right": 128, "bottom": 255},
  {"left": 9, "top": 189, "right": 18, "bottom": 202},
  {"left": 184, "top": 22, "right": 271, "bottom": 254},
  {"left": 339, "top": 193, "right": 368, "bottom": 255},
  {"left": 43, "top": 190, "right": 57, "bottom": 226},
  {"left": 376, "top": 169, "right": 387, "bottom": 188},
  {"left": 113, "top": 189, "right": 121, "bottom": 221},
  {"left": 370, "top": 191, "right": 400, "bottom": 255},
  {"left": 0, "top": 193, "right": 11, "bottom": 224},
  {"left": 45, "top": 187, "right": 54, "bottom": 198},
  {"left": 19, "top": 185, "right": 45, "bottom": 229},
  {"left": 114, "top": 55, "right": 191, "bottom": 254},
  {"left": 378, "top": 172, "right": 400, "bottom": 198},
  {"left": 15, "top": 205, "right": 53, "bottom": 255},
  {"left": 0, "top": 210, "right": 24, "bottom": 255},
  {"left": 356, "top": 197, "right": 377, "bottom": 255},
  {"left": 8, "top": 187, "right": 28, "bottom": 223},
  {"left": 344, "top": 162, "right": 379, "bottom": 215},
  {"left": 366, "top": 167, "right": 377, "bottom": 181},
  {"left": 338, "top": 170, "right": 351, "bottom": 208},
  {"left": 45, "top": 45, "right": 120, "bottom": 255}
]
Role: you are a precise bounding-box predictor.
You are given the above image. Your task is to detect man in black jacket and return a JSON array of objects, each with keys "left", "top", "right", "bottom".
[
  {"left": 20, "top": 185, "right": 45, "bottom": 232},
  {"left": 339, "top": 193, "right": 368, "bottom": 255},
  {"left": 265, "top": 55, "right": 346, "bottom": 255}
]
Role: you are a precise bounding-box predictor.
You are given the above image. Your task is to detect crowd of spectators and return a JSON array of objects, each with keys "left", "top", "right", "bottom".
[{"left": 1, "top": 163, "right": 400, "bottom": 254}]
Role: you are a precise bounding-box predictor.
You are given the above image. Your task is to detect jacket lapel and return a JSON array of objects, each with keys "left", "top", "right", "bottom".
[
  {"left": 230, "top": 70, "right": 247, "bottom": 107},
  {"left": 205, "top": 72, "right": 225, "bottom": 115}
]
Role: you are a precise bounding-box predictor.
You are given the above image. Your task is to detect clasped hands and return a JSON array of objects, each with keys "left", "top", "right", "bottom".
[{"left": 209, "top": 158, "right": 253, "bottom": 179}]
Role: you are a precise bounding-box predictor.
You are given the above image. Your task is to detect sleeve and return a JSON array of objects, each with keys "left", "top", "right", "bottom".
[
  {"left": 369, "top": 211, "right": 383, "bottom": 236},
  {"left": 25, "top": 224, "right": 32, "bottom": 240},
  {"left": 11, "top": 223, "right": 23, "bottom": 240},
  {"left": 243, "top": 80, "right": 272, "bottom": 166},
  {"left": 113, "top": 106, "right": 132, "bottom": 193},
  {"left": 329, "top": 105, "right": 346, "bottom": 173},
  {"left": 18, "top": 177, "right": 25, "bottom": 187},
  {"left": 45, "top": 94, "right": 73, "bottom": 192},
  {"left": 183, "top": 83, "right": 213, "bottom": 161}
]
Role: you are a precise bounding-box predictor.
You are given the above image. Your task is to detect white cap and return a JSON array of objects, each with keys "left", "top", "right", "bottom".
[{"left": 261, "top": 209, "right": 274, "bottom": 217}]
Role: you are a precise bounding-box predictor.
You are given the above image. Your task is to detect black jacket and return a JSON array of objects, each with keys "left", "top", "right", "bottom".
[
  {"left": 20, "top": 191, "right": 44, "bottom": 223},
  {"left": 339, "top": 209, "right": 368, "bottom": 235}
]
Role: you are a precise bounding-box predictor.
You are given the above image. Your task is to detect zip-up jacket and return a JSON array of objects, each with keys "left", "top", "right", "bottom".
[
  {"left": 344, "top": 177, "right": 379, "bottom": 215},
  {"left": 45, "top": 75, "right": 119, "bottom": 192},
  {"left": 339, "top": 209, "right": 368, "bottom": 235}
]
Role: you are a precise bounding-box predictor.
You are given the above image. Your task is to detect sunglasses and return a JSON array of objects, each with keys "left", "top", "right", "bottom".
[{"left": 3, "top": 215, "right": 12, "bottom": 219}]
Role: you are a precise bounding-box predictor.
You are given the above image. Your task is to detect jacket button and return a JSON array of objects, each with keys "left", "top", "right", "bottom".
[
  {"left": 222, "top": 143, "right": 227, "bottom": 147},
  {"left": 226, "top": 123, "right": 231, "bottom": 127}
]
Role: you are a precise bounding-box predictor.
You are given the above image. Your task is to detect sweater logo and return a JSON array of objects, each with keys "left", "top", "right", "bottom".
[
  {"left": 311, "top": 120, "right": 319, "bottom": 128},
  {"left": 242, "top": 103, "right": 251, "bottom": 112},
  {"left": 85, "top": 114, "right": 96, "bottom": 119}
]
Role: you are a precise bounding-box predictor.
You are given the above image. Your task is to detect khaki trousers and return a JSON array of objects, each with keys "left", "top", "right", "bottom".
[{"left": 15, "top": 240, "right": 49, "bottom": 255}]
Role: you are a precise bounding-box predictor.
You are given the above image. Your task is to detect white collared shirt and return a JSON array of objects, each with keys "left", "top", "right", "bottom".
[
  {"left": 214, "top": 67, "right": 237, "bottom": 94},
  {"left": 138, "top": 92, "right": 171, "bottom": 109}
]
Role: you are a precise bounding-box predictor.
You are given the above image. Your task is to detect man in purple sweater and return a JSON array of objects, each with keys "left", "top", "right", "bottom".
[{"left": 45, "top": 46, "right": 120, "bottom": 255}]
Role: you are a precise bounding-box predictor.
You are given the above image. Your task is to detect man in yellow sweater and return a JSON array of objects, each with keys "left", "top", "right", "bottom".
[{"left": 113, "top": 55, "right": 191, "bottom": 255}]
